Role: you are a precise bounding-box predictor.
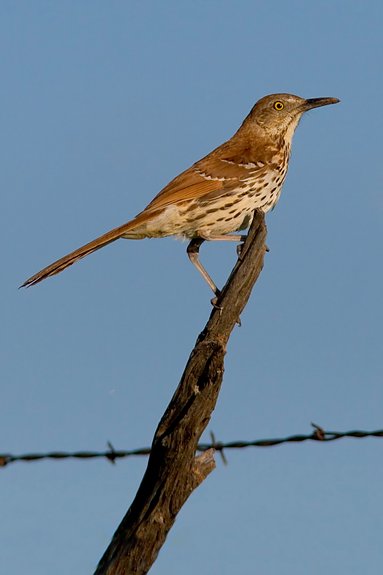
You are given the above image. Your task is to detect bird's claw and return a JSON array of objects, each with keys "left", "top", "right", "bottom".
[
  {"left": 236, "top": 242, "right": 245, "bottom": 259},
  {"left": 211, "top": 292, "right": 223, "bottom": 312}
]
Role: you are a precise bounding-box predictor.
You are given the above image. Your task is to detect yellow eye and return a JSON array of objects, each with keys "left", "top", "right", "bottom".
[{"left": 273, "top": 101, "right": 284, "bottom": 111}]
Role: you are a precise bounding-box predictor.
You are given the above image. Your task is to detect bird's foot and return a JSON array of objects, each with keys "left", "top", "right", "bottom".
[
  {"left": 211, "top": 293, "right": 223, "bottom": 312},
  {"left": 211, "top": 293, "right": 241, "bottom": 325},
  {"left": 236, "top": 242, "right": 245, "bottom": 259}
]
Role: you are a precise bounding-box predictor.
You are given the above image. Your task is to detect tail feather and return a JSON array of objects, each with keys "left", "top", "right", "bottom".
[{"left": 20, "top": 211, "right": 154, "bottom": 288}]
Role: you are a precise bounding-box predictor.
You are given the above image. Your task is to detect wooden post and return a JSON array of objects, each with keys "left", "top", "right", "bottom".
[{"left": 95, "top": 211, "right": 267, "bottom": 575}]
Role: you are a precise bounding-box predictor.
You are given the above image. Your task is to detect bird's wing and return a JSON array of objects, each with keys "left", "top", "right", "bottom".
[{"left": 141, "top": 152, "right": 266, "bottom": 214}]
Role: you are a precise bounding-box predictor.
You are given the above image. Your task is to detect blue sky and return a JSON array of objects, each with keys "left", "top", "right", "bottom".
[{"left": 1, "top": 1, "right": 383, "bottom": 573}]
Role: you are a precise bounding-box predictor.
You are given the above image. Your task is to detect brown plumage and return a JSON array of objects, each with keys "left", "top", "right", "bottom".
[{"left": 21, "top": 93, "right": 339, "bottom": 293}]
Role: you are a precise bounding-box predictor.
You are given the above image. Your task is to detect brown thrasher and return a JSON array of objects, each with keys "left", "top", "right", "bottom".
[{"left": 22, "top": 93, "right": 339, "bottom": 294}]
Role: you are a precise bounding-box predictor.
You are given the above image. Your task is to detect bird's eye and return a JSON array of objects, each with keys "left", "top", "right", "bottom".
[{"left": 273, "top": 101, "right": 284, "bottom": 111}]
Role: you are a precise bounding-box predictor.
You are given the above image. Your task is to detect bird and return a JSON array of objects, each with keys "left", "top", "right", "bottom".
[{"left": 21, "top": 93, "right": 339, "bottom": 295}]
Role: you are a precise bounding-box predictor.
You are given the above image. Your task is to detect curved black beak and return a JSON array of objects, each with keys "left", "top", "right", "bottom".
[{"left": 304, "top": 97, "right": 340, "bottom": 111}]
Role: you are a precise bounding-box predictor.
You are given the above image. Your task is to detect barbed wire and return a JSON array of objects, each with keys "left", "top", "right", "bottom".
[{"left": 1, "top": 425, "right": 382, "bottom": 468}]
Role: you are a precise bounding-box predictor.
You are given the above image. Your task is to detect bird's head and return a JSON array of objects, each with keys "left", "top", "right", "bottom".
[{"left": 246, "top": 93, "right": 339, "bottom": 143}]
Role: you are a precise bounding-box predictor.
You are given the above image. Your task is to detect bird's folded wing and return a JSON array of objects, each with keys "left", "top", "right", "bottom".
[{"left": 141, "top": 154, "right": 265, "bottom": 214}]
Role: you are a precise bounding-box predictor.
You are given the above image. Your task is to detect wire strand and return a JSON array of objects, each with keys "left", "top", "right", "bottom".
[{"left": 1, "top": 425, "right": 382, "bottom": 468}]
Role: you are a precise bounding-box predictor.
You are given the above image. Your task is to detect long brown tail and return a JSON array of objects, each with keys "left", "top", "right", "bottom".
[{"left": 20, "top": 211, "right": 155, "bottom": 288}]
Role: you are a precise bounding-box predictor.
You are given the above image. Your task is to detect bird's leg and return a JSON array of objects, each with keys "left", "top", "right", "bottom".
[
  {"left": 202, "top": 234, "right": 248, "bottom": 320},
  {"left": 187, "top": 238, "right": 220, "bottom": 302},
  {"left": 187, "top": 234, "right": 248, "bottom": 310},
  {"left": 205, "top": 234, "right": 248, "bottom": 258}
]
